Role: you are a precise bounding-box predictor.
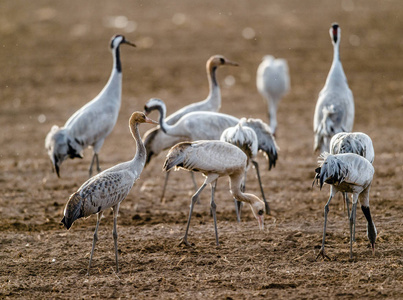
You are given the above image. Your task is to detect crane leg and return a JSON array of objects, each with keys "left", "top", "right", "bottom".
[
  {"left": 252, "top": 160, "right": 270, "bottom": 214},
  {"left": 87, "top": 212, "right": 102, "bottom": 275},
  {"left": 234, "top": 198, "right": 243, "bottom": 223},
  {"left": 112, "top": 203, "right": 120, "bottom": 273},
  {"left": 95, "top": 153, "right": 101, "bottom": 173},
  {"left": 179, "top": 182, "right": 207, "bottom": 247},
  {"left": 88, "top": 153, "right": 101, "bottom": 177},
  {"left": 89, "top": 154, "right": 96, "bottom": 178},
  {"left": 191, "top": 172, "right": 201, "bottom": 204},
  {"left": 210, "top": 180, "right": 219, "bottom": 246},
  {"left": 349, "top": 198, "right": 358, "bottom": 260},
  {"left": 234, "top": 172, "right": 246, "bottom": 222},
  {"left": 344, "top": 193, "right": 356, "bottom": 242},
  {"left": 160, "top": 170, "right": 171, "bottom": 203},
  {"left": 316, "top": 195, "right": 333, "bottom": 260}
]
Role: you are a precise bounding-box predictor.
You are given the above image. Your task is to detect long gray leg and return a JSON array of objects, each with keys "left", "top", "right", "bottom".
[
  {"left": 95, "top": 153, "right": 101, "bottom": 173},
  {"left": 160, "top": 171, "right": 171, "bottom": 203},
  {"left": 112, "top": 203, "right": 120, "bottom": 273},
  {"left": 179, "top": 181, "right": 208, "bottom": 247},
  {"left": 252, "top": 160, "right": 270, "bottom": 214},
  {"left": 87, "top": 212, "right": 102, "bottom": 275},
  {"left": 88, "top": 153, "right": 101, "bottom": 177},
  {"left": 349, "top": 195, "right": 358, "bottom": 259},
  {"left": 190, "top": 172, "right": 198, "bottom": 191},
  {"left": 234, "top": 198, "right": 241, "bottom": 223},
  {"left": 316, "top": 194, "right": 333, "bottom": 260},
  {"left": 210, "top": 180, "right": 219, "bottom": 246},
  {"left": 234, "top": 172, "right": 246, "bottom": 222},
  {"left": 89, "top": 154, "right": 96, "bottom": 177}
]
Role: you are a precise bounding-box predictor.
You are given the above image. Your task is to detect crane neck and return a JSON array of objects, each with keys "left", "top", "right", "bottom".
[
  {"left": 130, "top": 122, "right": 146, "bottom": 163},
  {"left": 94, "top": 46, "right": 123, "bottom": 104},
  {"left": 229, "top": 171, "right": 253, "bottom": 204},
  {"left": 154, "top": 103, "right": 176, "bottom": 135},
  {"left": 326, "top": 41, "right": 348, "bottom": 87},
  {"left": 113, "top": 44, "right": 123, "bottom": 73},
  {"left": 332, "top": 41, "right": 340, "bottom": 64},
  {"left": 205, "top": 66, "right": 221, "bottom": 109}
]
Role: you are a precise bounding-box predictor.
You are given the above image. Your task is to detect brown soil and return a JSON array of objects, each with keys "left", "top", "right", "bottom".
[{"left": 1, "top": 0, "right": 402, "bottom": 299}]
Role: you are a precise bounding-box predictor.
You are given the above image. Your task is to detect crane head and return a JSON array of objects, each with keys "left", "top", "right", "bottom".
[
  {"left": 330, "top": 23, "right": 340, "bottom": 44},
  {"left": 61, "top": 192, "right": 84, "bottom": 230},
  {"left": 110, "top": 35, "right": 136, "bottom": 49},
  {"left": 248, "top": 195, "right": 265, "bottom": 230}
]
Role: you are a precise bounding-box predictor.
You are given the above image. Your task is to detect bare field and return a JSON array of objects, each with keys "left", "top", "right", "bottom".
[{"left": 1, "top": 0, "right": 403, "bottom": 299}]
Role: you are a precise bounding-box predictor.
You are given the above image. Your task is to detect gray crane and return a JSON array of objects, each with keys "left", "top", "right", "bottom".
[
  {"left": 257, "top": 55, "right": 290, "bottom": 135},
  {"left": 61, "top": 112, "right": 157, "bottom": 275},
  {"left": 313, "top": 23, "right": 354, "bottom": 153},
  {"left": 313, "top": 152, "right": 376, "bottom": 260},
  {"left": 163, "top": 140, "right": 265, "bottom": 247},
  {"left": 45, "top": 35, "right": 135, "bottom": 177}
]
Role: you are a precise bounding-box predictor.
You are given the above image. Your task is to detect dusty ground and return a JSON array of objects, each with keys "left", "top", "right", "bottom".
[{"left": 1, "top": 0, "right": 403, "bottom": 298}]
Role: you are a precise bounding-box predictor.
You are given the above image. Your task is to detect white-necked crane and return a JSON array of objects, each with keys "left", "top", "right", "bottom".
[
  {"left": 313, "top": 152, "right": 376, "bottom": 260},
  {"left": 61, "top": 112, "right": 158, "bottom": 275},
  {"left": 163, "top": 140, "right": 265, "bottom": 246},
  {"left": 45, "top": 35, "right": 135, "bottom": 177},
  {"left": 313, "top": 23, "right": 354, "bottom": 153},
  {"left": 257, "top": 55, "right": 290, "bottom": 135}
]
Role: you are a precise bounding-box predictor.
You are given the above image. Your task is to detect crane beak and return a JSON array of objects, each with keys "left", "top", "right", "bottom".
[
  {"left": 257, "top": 215, "right": 264, "bottom": 230},
  {"left": 225, "top": 60, "right": 239, "bottom": 67},
  {"left": 371, "top": 243, "right": 376, "bottom": 256},
  {"left": 123, "top": 40, "right": 136, "bottom": 47},
  {"left": 145, "top": 116, "right": 158, "bottom": 125}
]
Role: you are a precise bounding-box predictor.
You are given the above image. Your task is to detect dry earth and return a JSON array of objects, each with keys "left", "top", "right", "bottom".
[{"left": 0, "top": 0, "right": 403, "bottom": 299}]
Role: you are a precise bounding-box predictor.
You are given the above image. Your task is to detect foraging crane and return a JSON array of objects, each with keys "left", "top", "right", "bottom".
[
  {"left": 256, "top": 55, "right": 290, "bottom": 135},
  {"left": 313, "top": 152, "right": 376, "bottom": 260},
  {"left": 313, "top": 23, "right": 354, "bottom": 153},
  {"left": 143, "top": 55, "right": 238, "bottom": 165},
  {"left": 61, "top": 112, "right": 158, "bottom": 275},
  {"left": 45, "top": 35, "right": 135, "bottom": 177},
  {"left": 221, "top": 119, "right": 278, "bottom": 216},
  {"left": 163, "top": 140, "right": 265, "bottom": 246},
  {"left": 330, "top": 131, "right": 374, "bottom": 239},
  {"left": 144, "top": 98, "right": 278, "bottom": 207}
]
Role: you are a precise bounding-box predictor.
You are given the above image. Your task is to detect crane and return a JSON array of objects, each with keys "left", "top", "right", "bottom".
[
  {"left": 163, "top": 140, "right": 265, "bottom": 246},
  {"left": 45, "top": 35, "right": 135, "bottom": 177},
  {"left": 313, "top": 23, "right": 354, "bottom": 153},
  {"left": 61, "top": 112, "right": 157, "bottom": 275}
]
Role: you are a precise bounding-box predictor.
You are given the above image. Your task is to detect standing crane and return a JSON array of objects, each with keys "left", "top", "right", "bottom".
[
  {"left": 256, "top": 55, "right": 290, "bottom": 135},
  {"left": 313, "top": 152, "right": 376, "bottom": 260},
  {"left": 313, "top": 23, "right": 354, "bottom": 153},
  {"left": 163, "top": 140, "right": 265, "bottom": 246},
  {"left": 61, "top": 112, "right": 158, "bottom": 275},
  {"left": 45, "top": 35, "right": 135, "bottom": 177}
]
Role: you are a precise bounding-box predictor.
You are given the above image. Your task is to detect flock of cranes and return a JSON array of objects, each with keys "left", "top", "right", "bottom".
[{"left": 46, "top": 23, "right": 377, "bottom": 274}]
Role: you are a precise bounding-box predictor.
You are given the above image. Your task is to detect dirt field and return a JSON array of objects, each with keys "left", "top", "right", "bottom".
[{"left": 1, "top": 0, "right": 403, "bottom": 298}]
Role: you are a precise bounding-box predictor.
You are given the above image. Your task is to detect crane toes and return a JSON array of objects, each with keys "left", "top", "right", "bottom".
[
  {"left": 315, "top": 247, "right": 331, "bottom": 261},
  {"left": 178, "top": 238, "right": 193, "bottom": 247}
]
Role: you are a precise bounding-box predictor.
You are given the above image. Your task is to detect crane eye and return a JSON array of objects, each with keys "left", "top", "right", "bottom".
[
  {"left": 220, "top": 58, "right": 225, "bottom": 64},
  {"left": 258, "top": 210, "right": 264, "bottom": 216}
]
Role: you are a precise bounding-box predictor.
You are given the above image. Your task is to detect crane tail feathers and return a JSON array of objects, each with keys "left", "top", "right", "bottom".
[
  {"left": 163, "top": 142, "right": 192, "bottom": 172},
  {"left": 315, "top": 152, "right": 349, "bottom": 189}
]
